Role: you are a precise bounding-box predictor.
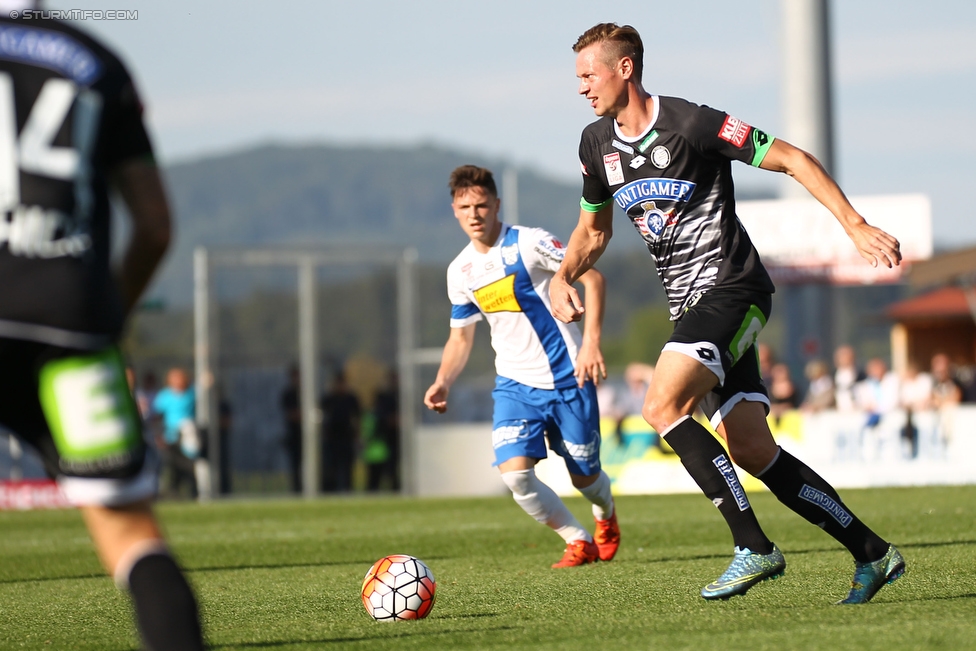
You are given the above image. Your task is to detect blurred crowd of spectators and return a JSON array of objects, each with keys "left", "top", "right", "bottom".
[
  {"left": 794, "top": 345, "right": 974, "bottom": 417},
  {"left": 596, "top": 343, "right": 976, "bottom": 429}
]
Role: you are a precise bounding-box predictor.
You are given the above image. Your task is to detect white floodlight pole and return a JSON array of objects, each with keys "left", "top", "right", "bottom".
[
  {"left": 193, "top": 247, "right": 221, "bottom": 498},
  {"left": 781, "top": 0, "right": 837, "bottom": 377},
  {"left": 503, "top": 167, "right": 519, "bottom": 225},
  {"left": 397, "top": 247, "right": 419, "bottom": 495},
  {"left": 298, "top": 256, "right": 321, "bottom": 499},
  {"left": 782, "top": 0, "right": 835, "bottom": 198}
]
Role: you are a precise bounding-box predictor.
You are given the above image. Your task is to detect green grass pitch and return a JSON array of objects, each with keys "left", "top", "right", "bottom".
[{"left": 1, "top": 485, "right": 974, "bottom": 650}]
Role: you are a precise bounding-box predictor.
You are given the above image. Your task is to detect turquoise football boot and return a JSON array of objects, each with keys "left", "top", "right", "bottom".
[
  {"left": 837, "top": 544, "right": 905, "bottom": 604},
  {"left": 701, "top": 544, "right": 786, "bottom": 600}
]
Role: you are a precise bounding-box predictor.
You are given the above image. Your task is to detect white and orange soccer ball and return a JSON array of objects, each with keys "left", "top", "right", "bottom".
[{"left": 361, "top": 554, "right": 436, "bottom": 621}]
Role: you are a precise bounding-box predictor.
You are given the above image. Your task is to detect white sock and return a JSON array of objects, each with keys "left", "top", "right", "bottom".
[
  {"left": 577, "top": 470, "right": 614, "bottom": 521},
  {"left": 501, "top": 469, "right": 591, "bottom": 543}
]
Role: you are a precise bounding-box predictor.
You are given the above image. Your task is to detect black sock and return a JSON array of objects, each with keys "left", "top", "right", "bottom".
[
  {"left": 757, "top": 447, "right": 888, "bottom": 563},
  {"left": 128, "top": 553, "right": 204, "bottom": 651},
  {"left": 664, "top": 417, "right": 772, "bottom": 553}
]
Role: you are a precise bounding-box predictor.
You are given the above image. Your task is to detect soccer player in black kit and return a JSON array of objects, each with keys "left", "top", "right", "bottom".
[
  {"left": 0, "top": 10, "right": 203, "bottom": 649},
  {"left": 549, "top": 23, "right": 905, "bottom": 603}
]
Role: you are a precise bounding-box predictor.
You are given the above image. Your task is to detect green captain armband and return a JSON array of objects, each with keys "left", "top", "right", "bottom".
[
  {"left": 750, "top": 130, "right": 775, "bottom": 167},
  {"left": 581, "top": 197, "right": 613, "bottom": 213}
]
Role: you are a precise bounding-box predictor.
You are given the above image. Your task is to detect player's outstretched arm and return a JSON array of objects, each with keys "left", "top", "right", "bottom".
[
  {"left": 550, "top": 204, "right": 614, "bottom": 323},
  {"left": 423, "top": 323, "right": 477, "bottom": 413},
  {"left": 110, "top": 158, "right": 173, "bottom": 316},
  {"left": 574, "top": 268, "right": 607, "bottom": 387},
  {"left": 759, "top": 139, "right": 901, "bottom": 268}
]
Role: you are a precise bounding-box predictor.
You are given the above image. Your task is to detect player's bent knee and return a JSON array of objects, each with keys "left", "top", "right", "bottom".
[
  {"left": 500, "top": 468, "right": 535, "bottom": 496},
  {"left": 569, "top": 472, "right": 599, "bottom": 489},
  {"left": 642, "top": 398, "right": 676, "bottom": 433}
]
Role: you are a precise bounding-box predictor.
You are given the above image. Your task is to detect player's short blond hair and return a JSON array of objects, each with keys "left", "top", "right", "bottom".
[
  {"left": 573, "top": 23, "right": 644, "bottom": 83},
  {"left": 449, "top": 165, "right": 498, "bottom": 199}
]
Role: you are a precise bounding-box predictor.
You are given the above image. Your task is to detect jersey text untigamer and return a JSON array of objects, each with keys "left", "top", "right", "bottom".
[{"left": 613, "top": 178, "right": 696, "bottom": 211}]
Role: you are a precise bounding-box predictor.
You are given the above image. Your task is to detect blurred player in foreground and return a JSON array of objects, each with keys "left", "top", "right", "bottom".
[
  {"left": 0, "top": 7, "right": 203, "bottom": 648},
  {"left": 550, "top": 23, "right": 904, "bottom": 602},
  {"left": 424, "top": 165, "right": 619, "bottom": 568}
]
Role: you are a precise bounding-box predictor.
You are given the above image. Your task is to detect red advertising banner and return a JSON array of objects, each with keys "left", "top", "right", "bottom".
[{"left": 0, "top": 479, "right": 70, "bottom": 510}]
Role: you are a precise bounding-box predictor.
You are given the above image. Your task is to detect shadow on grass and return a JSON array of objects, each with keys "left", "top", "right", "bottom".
[
  {"left": 0, "top": 557, "right": 456, "bottom": 585},
  {"left": 208, "top": 624, "right": 516, "bottom": 649},
  {"left": 189, "top": 559, "right": 380, "bottom": 574},
  {"left": 620, "top": 538, "right": 976, "bottom": 566},
  {"left": 887, "top": 592, "right": 976, "bottom": 604},
  {"left": 187, "top": 555, "right": 455, "bottom": 575}
]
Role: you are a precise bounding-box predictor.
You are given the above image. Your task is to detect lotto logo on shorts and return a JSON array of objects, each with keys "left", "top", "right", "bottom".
[
  {"left": 799, "top": 484, "right": 853, "bottom": 528},
  {"left": 713, "top": 454, "right": 751, "bottom": 511},
  {"left": 718, "top": 115, "right": 751, "bottom": 147},
  {"left": 492, "top": 421, "right": 529, "bottom": 449}
]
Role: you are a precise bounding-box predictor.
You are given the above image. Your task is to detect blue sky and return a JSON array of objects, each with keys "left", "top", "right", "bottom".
[{"left": 49, "top": 0, "right": 976, "bottom": 249}]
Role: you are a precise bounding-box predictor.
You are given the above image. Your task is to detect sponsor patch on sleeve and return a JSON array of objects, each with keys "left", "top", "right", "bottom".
[
  {"left": 533, "top": 237, "right": 565, "bottom": 264},
  {"left": 718, "top": 115, "right": 751, "bottom": 148},
  {"left": 580, "top": 161, "right": 589, "bottom": 176}
]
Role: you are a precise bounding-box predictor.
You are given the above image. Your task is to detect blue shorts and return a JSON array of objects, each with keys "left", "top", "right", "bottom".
[{"left": 491, "top": 377, "right": 602, "bottom": 476}]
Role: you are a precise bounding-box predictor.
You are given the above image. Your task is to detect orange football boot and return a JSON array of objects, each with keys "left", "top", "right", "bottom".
[
  {"left": 594, "top": 511, "right": 620, "bottom": 561},
  {"left": 551, "top": 539, "right": 599, "bottom": 568}
]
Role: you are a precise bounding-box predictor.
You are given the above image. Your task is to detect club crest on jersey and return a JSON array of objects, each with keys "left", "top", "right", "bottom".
[
  {"left": 718, "top": 115, "right": 751, "bottom": 148},
  {"left": 501, "top": 244, "right": 519, "bottom": 266},
  {"left": 613, "top": 178, "right": 697, "bottom": 212},
  {"left": 633, "top": 201, "right": 675, "bottom": 239},
  {"left": 603, "top": 152, "right": 625, "bottom": 186},
  {"left": 651, "top": 145, "right": 671, "bottom": 169}
]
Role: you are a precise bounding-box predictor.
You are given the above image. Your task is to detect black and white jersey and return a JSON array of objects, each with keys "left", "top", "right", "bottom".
[
  {"left": 0, "top": 17, "right": 153, "bottom": 348},
  {"left": 579, "top": 95, "right": 776, "bottom": 319}
]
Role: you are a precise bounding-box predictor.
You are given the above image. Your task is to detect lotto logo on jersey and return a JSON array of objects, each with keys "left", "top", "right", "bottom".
[
  {"left": 603, "top": 152, "right": 625, "bottom": 185},
  {"left": 473, "top": 274, "right": 522, "bottom": 313},
  {"left": 718, "top": 115, "right": 751, "bottom": 147}
]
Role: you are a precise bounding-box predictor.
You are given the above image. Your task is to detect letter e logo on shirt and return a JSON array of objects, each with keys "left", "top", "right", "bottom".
[{"left": 603, "top": 152, "right": 625, "bottom": 185}]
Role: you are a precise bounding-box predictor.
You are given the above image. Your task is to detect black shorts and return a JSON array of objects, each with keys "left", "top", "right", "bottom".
[
  {"left": 0, "top": 338, "right": 156, "bottom": 506},
  {"left": 665, "top": 289, "right": 771, "bottom": 427}
]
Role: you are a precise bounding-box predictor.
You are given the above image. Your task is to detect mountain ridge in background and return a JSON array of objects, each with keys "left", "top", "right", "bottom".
[{"left": 149, "top": 142, "right": 775, "bottom": 305}]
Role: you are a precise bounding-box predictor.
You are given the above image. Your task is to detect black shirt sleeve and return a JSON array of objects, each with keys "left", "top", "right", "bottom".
[
  {"left": 99, "top": 63, "right": 154, "bottom": 170},
  {"left": 682, "top": 102, "right": 775, "bottom": 168},
  {"left": 578, "top": 127, "right": 613, "bottom": 211}
]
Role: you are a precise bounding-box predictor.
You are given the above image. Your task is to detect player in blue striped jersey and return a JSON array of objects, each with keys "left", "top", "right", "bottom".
[{"left": 424, "top": 165, "right": 619, "bottom": 568}]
